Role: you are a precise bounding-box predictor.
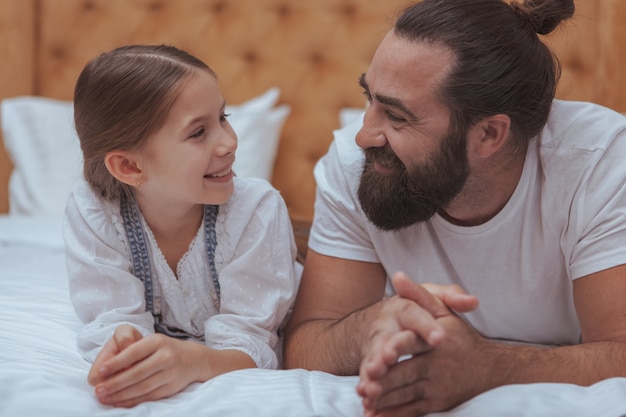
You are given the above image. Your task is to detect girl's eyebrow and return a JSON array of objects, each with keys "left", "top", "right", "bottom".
[
  {"left": 187, "top": 99, "right": 227, "bottom": 124},
  {"left": 359, "top": 72, "right": 418, "bottom": 122}
]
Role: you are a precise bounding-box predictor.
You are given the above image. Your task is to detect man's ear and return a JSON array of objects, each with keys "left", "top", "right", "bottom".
[
  {"left": 469, "top": 114, "right": 511, "bottom": 159},
  {"left": 104, "top": 151, "right": 144, "bottom": 187}
]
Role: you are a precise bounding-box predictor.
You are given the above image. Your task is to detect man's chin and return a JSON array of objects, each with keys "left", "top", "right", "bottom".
[{"left": 363, "top": 206, "right": 437, "bottom": 231}]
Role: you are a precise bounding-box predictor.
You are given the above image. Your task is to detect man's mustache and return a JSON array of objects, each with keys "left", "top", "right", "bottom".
[{"left": 363, "top": 146, "right": 404, "bottom": 171}]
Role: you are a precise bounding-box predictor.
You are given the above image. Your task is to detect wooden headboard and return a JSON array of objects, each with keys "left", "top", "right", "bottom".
[{"left": 1, "top": 0, "right": 625, "bottom": 221}]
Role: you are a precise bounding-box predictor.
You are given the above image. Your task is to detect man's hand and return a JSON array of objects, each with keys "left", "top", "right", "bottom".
[
  {"left": 357, "top": 272, "right": 481, "bottom": 416},
  {"left": 363, "top": 315, "right": 494, "bottom": 416}
]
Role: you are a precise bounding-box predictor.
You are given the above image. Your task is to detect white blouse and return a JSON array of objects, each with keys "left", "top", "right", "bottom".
[{"left": 64, "top": 177, "right": 300, "bottom": 369}]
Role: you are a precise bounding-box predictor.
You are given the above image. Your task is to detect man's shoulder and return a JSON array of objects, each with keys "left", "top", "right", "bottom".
[
  {"left": 534, "top": 100, "right": 626, "bottom": 217},
  {"left": 324, "top": 119, "right": 366, "bottom": 176},
  {"left": 540, "top": 100, "right": 626, "bottom": 151}
]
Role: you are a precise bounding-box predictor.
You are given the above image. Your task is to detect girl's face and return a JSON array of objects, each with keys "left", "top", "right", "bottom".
[{"left": 136, "top": 70, "right": 237, "bottom": 209}]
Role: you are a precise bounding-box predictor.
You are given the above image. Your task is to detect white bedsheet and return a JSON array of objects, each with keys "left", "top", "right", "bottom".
[{"left": 1, "top": 215, "right": 626, "bottom": 417}]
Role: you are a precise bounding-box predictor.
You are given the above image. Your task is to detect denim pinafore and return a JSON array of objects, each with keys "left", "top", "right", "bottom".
[{"left": 120, "top": 194, "right": 221, "bottom": 338}]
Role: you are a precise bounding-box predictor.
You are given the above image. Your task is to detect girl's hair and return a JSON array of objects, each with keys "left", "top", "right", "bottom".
[
  {"left": 394, "top": 0, "right": 575, "bottom": 153},
  {"left": 74, "top": 44, "right": 216, "bottom": 201}
]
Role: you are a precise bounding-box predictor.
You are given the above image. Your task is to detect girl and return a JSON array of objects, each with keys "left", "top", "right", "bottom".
[{"left": 64, "top": 44, "right": 299, "bottom": 408}]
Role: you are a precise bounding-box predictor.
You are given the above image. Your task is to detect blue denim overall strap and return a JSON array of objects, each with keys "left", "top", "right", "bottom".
[
  {"left": 120, "top": 194, "right": 221, "bottom": 338},
  {"left": 204, "top": 204, "right": 221, "bottom": 311},
  {"left": 119, "top": 194, "right": 157, "bottom": 317}
]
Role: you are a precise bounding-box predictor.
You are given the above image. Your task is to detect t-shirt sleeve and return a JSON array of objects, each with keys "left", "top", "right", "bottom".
[
  {"left": 568, "top": 124, "right": 626, "bottom": 279},
  {"left": 307, "top": 124, "right": 380, "bottom": 263}
]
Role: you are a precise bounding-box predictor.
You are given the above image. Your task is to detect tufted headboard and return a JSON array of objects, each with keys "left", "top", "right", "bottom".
[{"left": 1, "top": 0, "right": 625, "bottom": 222}]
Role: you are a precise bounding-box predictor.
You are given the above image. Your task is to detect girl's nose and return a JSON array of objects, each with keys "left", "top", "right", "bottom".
[{"left": 215, "top": 127, "right": 237, "bottom": 156}]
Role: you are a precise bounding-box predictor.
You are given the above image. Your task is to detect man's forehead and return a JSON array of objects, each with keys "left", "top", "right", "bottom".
[{"left": 365, "top": 35, "right": 452, "bottom": 100}]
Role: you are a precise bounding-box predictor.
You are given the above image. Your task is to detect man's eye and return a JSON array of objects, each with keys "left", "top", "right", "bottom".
[
  {"left": 361, "top": 89, "right": 372, "bottom": 102},
  {"left": 386, "top": 111, "right": 405, "bottom": 123}
]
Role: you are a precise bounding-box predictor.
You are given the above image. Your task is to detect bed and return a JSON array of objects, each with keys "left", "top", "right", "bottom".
[
  {"left": 3, "top": 216, "right": 626, "bottom": 417},
  {"left": 2, "top": 0, "right": 626, "bottom": 416}
]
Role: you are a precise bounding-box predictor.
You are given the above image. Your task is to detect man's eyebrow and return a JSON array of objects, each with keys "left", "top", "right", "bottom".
[
  {"left": 358, "top": 73, "right": 418, "bottom": 122},
  {"left": 359, "top": 73, "right": 368, "bottom": 91}
]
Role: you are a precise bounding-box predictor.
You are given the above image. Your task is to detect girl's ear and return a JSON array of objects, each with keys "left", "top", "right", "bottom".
[
  {"left": 469, "top": 114, "right": 511, "bottom": 159},
  {"left": 104, "top": 151, "right": 144, "bottom": 187}
]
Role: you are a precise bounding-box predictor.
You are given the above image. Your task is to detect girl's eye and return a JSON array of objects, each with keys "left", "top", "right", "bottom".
[
  {"left": 189, "top": 127, "right": 206, "bottom": 139},
  {"left": 220, "top": 112, "right": 231, "bottom": 122}
]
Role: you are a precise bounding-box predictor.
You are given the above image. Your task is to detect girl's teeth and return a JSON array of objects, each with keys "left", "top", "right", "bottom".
[{"left": 209, "top": 167, "right": 231, "bottom": 178}]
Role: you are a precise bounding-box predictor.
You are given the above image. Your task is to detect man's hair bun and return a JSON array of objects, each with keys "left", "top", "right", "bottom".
[{"left": 510, "top": 0, "right": 575, "bottom": 35}]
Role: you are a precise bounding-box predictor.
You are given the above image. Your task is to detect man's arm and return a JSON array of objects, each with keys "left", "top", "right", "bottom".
[
  {"left": 283, "top": 250, "right": 388, "bottom": 375},
  {"left": 491, "top": 263, "right": 626, "bottom": 384},
  {"left": 283, "top": 251, "right": 478, "bottom": 375}
]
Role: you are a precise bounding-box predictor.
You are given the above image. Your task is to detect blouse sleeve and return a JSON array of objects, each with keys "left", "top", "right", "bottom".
[
  {"left": 204, "top": 180, "right": 299, "bottom": 369},
  {"left": 63, "top": 183, "right": 154, "bottom": 362}
]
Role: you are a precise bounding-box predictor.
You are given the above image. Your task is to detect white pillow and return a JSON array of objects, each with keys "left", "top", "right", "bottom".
[
  {"left": 1, "top": 88, "right": 289, "bottom": 216},
  {"left": 339, "top": 107, "right": 364, "bottom": 128},
  {"left": 1, "top": 97, "right": 81, "bottom": 217},
  {"left": 228, "top": 87, "right": 290, "bottom": 180}
]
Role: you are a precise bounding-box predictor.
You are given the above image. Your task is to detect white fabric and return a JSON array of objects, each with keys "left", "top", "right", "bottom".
[
  {"left": 309, "top": 100, "right": 626, "bottom": 345},
  {"left": 229, "top": 87, "right": 290, "bottom": 181},
  {"left": 1, "top": 88, "right": 289, "bottom": 216},
  {"left": 1, "top": 97, "right": 83, "bottom": 216},
  {"left": 2, "top": 215, "right": 626, "bottom": 416},
  {"left": 63, "top": 177, "right": 299, "bottom": 368},
  {"left": 339, "top": 107, "right": 365, "bottom": 127}
]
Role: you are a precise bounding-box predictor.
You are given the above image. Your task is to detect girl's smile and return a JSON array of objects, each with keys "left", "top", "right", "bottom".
[{"left": 204, "top": 164, "right": 234, "bottom": 181}]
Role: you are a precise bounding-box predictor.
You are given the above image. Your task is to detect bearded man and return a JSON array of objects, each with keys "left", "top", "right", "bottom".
[{"left": 283, "top": 0, "right": 626, "bottom": 416}]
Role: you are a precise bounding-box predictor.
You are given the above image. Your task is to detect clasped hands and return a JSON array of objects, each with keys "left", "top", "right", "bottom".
[
  {"left": 357, "top": 272, "right": 484, "bottom": 417},
  {"left": 88, "top": 324, "right": 206, "bottom": 408}
]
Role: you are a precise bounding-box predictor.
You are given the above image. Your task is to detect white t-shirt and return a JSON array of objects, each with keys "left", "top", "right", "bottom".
[
  {"left": 64, "top": 177, "right": 299, "bottom": 369},
  {"left": 309, "top": 100, "right": 626, "bottom": 345}
]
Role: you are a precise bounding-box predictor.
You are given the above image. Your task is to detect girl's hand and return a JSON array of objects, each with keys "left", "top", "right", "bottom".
[
  {"left": 88, "top": 324, "right": 143, "bottom": 386},
  {"left": 92, "top": 332, "right": 256, "bottom": 407}
]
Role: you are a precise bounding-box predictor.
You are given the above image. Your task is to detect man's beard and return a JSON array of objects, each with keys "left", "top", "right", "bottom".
[{"left": 357, "top": 127, "right": 470, "bottom": 231}]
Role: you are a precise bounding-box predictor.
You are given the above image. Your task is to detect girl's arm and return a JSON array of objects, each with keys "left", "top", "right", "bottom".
[
  {"left": 88, "top": 324, "right": 256, "bottom": 408},
  {"left": 63, "top": 184, "right": 155, "bottom": 362},
  {"left": 204, "top": 181, "right": 300, "bottom": 369}
]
